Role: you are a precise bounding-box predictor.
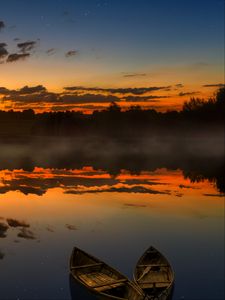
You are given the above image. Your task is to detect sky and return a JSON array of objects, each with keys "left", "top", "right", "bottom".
[{"left": 0, "top": 0, "right": 224, "bottom": 112}]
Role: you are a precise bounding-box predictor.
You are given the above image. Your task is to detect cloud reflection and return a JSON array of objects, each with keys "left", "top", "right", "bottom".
[
  {"left": 0, "top": 222, "right": 8, "bottom": 238},
  {"left": 0, "top": 250, "right": 5, "bottom": 260},
  {"left": 17, "top": 228, "right": 36, "bottom": 240}
]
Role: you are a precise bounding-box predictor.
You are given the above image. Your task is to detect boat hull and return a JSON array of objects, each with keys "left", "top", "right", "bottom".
[
  {"left": 70, "top": 247, "right": 146, "bottom": 300},
  {"left": 134, "top": 246, "right": 174, "bottom": 300}
]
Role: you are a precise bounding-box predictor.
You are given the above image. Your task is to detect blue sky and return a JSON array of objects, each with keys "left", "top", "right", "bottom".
[{"left": 0, "top": 0, "right": 224, "bottom": 111}]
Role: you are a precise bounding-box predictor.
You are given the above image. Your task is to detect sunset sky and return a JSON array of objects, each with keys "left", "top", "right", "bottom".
[{"left": 0, "top": 0, "right": 224, "bottom": 112}]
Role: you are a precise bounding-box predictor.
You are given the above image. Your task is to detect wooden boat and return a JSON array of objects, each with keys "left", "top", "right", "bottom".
[
  {"left": 70, "top": 247, "right": 147, "bottom": 300},
  {"left": 134, "top": 246, "right": 174, "bottom": 300}
]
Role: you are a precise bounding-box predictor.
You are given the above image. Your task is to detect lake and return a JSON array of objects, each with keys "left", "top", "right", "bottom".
[{"left": 0, "top": 137, "right": 224, "bottom": 300}]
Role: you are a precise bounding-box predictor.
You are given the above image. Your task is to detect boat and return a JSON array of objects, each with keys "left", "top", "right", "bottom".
[
  {"left": 70, "top": 247, "right": 147, "bottom": 300},
  {"left": 134, "top": 246, "right": 174, "bottom": 300}
]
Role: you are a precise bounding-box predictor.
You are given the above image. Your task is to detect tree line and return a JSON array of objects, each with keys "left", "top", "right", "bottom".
[{"left": 0, "top": 88, "right": 224, "bottom": 137}]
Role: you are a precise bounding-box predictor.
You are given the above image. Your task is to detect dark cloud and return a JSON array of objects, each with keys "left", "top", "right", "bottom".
[
  {"left": 1, "top": 83, "right": 171, "bottom": 109},
  {"left": 0, "top": 43, "right": 8, "bottom": 60},
  {"left": 0, "top": 87, "right": 11, "bottom": 95},
  {"left": 7, "top": 218, "right": 30, "bottom": 228},
  {"left": 2, "top": 85, "right": 58, "bottom": 104},
  {"left": 19, "top": 85, "right": 47, "bottom": 94},
  {"left": 65, "top": 224, "right": 77, "bottom": 230},
  {"left": 178, "top": 91, "right": 199, "bottom": 97},
  {"left": 17, "top": 228, "right": 36, "bottom": 240},
  {"left": 65, "top": 185, "right": 170, "bottom": 195},
  {"left": 0, "top": 21, "right": 5, "bottom": 31},
  {"left": 60, "top": 93, "right": 119, "bottom": 104},
  {"left": 8, "top": 93, "right": 58, "bottom": 104},
  {"left": 0, "top": 43, "right": 7, "bottom": 47},
  {"left": 64, "top": 86, "right": 171, "bottom": 95},
  {"left": 46, "top": 48, "right": 56, "bottom": 55},
  {"left": 0, "top": 222, "right": 9, "bottom": 238},
  {"left": 124, "top": 95, "right": 168, "bottom": 102},
  {"left": 122, "top": 73, "right": 147, "bottom": 78},
  {"left": 3, "top": 90, "right": 118, "bottom": 105},
  {"left": 7, "top": 53, "right": 30, "bottom": 63},
  {"left": 1, "top": 39, "right": 37, "bottom": 63},
  {"left": 14, "top": 38, "right": 20, "bottom": 41},
  {"left": 65, "top": 50, "right": 78, "bottom": 57},
  {"left": 203, "top": 84, "right": 225, "bottom": 88},
  {"left": 17, "top": 41, "right": 36, "bottom": 52}
]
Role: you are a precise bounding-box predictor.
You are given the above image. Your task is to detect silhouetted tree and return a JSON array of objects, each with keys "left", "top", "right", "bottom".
[{"left": 182, "top": 98, "right": 206, "bottom": 112}]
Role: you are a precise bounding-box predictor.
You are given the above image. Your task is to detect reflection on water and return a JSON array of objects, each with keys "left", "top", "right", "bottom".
[{"left": 0, "top": 139, "right": 224, "bottom": 299}]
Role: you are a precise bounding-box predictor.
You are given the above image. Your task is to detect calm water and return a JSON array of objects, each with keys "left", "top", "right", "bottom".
[{"left": 0, "top": 138, "right": 224, "bottom": 300}]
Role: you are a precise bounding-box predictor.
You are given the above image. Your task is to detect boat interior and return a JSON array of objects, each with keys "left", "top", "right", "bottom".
[{"left": 71, "top": 249, "right": 142, "bottom": 299}]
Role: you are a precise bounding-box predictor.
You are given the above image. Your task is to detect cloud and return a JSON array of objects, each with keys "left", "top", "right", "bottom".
[
  {"left": 2, "top": 88, "right": 118, "bottom": 105},
  {"left": 0, "top": 43, "right": 8, "bottom": 60},
  {"left": 7, "top": 218, "right": 30, "bottom": 228},
  {"left": 46, "top": 48, "right": 56, "bottom": 55},
  {"left": 124, "top": 95, "right": 169, "bottom": 102},
  {"left": 19, "top": 85, "right": 47, "bottom": 94},
  {"left": 2, "top": 85, "right": 58, "bottom": 104},
  {"left": 3, "top": 41, "right": 37, "bottom": 64},
  {"left": 122, "top": 73, "right": 147, "bottom": 78},
  {"left": 60, "top": 93, "right": 120, "bottom": 104},
  {"left": 1, "top": 84, "right": 48, "bottom": 95},
  {"left": 65, "top": 50, "right": 78, "bottom": 57},
  {"left": 1, "top": 84, "right": 171, "bottom": 110},
  {"left": 17, "top": 41, "right": 37, "bottom": 52},
  {"left": 0, "top": 21, "right": 5, "bottom": 31},
  {"left": 178, "top": 91, "right": 199, "bottom": 97},
  {"left": 64, "top": 86, "right": 171, "bottom": 95},
  {"left": 0, "top": 43, "right": 7, "bottom": 47},
  {"left": 7, "top": 53, "right": 30, "bottom": 62},
  {"left": 0, "top": 87, "right": 11, "bottom": 94},
  {"left": 203, "top": 83, "right": 225, "bottom": 88}
]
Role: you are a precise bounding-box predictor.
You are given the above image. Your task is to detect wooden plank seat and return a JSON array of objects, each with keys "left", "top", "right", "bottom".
[
  {"left": 71, "top": 263, "right": 103, "bottom": 270},
  {"left": 137, "top": 264, "right": 169, "bottom": 268}
]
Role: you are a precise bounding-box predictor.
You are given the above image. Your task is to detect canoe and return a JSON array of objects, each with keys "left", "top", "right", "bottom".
[
  {"left": 70, "top": 247, "right": 147, "bottom": 300},
  {"left": 134, "top": 246, "right": 174, "bottom": 300}
]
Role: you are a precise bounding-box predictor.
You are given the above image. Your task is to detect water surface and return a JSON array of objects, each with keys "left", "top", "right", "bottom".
[{"left": 0, "top": 138, "right": 224, "bottom": 300}]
